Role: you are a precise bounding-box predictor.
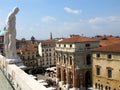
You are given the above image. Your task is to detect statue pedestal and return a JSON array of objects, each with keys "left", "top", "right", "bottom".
[
  {"left": 6, "top": 57, "right": 26, "bottom": 69},
  {"left": 6, "top": 58, "right": 21, "bottom": 64}
]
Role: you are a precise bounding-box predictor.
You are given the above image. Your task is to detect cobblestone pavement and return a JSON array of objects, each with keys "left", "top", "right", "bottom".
[{"left": 0, "top": 70, "right": 13, "bottom": 90}]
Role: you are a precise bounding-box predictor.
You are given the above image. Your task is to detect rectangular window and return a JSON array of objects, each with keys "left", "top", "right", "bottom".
[
  {"left": 46, "top": 49, "right": 48, "bottom": 52},
  {"left": 85, "top": 43, "right": 90, "bottom": 47},
  {"left": 59, "top": 44, "right": 61, "bottom": 47},
  {"left": 96, "top": 67, "right": 100, "bottom": 75},
  {"left": 28, "top": 56, "right": 30, "bottom": 59},
  {"left": 108, "top": 69, "right": 112, "bottom": 78},
  {"left": 32, "top": 55, "right": 34, "bottom": 59},
  {"left": 108, "top": 54, "right": 112, "bottom": 59},
  {"left": 64, "top": 44, "right": 66, "bottom": 47},
  {"left": 70, "top": 44, "right": 72, "bottom": 48},
  {"left": 96, "top": 53, "right": 100, "bottom": 58}
]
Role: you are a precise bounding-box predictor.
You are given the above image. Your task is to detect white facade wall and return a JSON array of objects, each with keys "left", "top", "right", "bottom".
[
  {"left": 55, "top": 42, "right": 99, "bottom": 53},
  {"left": 38, "top": 41, "right": 56, "bottom": 68}
]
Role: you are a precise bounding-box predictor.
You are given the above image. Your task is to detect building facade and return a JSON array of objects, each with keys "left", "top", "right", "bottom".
[
  {"left": 55, "top": 35, "right": 99, "bottom": 90},
  {"left": 92, "top": 44, "right": 120, "bottom": 90},
  {"left": 38, "top": 39, "right": 56, "bottom": 68},
  {"left": 17, "top": 38, "right": 40, "bottom": 73}
]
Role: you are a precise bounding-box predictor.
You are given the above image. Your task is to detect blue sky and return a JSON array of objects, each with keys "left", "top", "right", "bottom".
[{"left": 0, "top": 0, "right": 120, "bottom": 39}]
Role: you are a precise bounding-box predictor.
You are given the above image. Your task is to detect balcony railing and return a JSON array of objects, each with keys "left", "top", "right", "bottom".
[{"left": 0, "top": 55, "right": 47, "bottom": 90}]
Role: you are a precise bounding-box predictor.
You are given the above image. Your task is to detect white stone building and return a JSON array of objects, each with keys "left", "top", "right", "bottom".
[
  {"left": 38, "top": 39, "right": 56, "bottom": 68},
  {"left": 55, "top": 35, "right": 99, "bottom": 90}
]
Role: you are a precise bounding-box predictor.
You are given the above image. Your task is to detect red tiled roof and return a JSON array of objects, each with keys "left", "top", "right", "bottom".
[
  {"left": 92, "top": 43, "right": 120, "bottom": 53},
  {"left": 58, "top": 36, "right": 97, "bottom": 43},
  {"left": 40, "top": 39, "right": 55, "bottom": 43},
  {"left": 94, "top": 35, "right": 120, "bottom": 47},
  {"left": 17, "top": 44, "right": 37, "bottom": 52}
]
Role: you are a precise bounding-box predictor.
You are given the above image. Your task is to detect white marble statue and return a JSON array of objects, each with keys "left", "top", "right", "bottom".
[{"left": 4, "top": 7, "right": 20, "bottom": 63}]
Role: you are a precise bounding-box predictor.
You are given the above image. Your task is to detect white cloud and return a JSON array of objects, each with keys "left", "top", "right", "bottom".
[
  {"left": 41, "top": 16, "right": 56, "bottom": 23},
  {"left": 46, "top": 16, "right": 120, "bottom": 38},
  {"left": 89, "top": 17, "right": 105, "bottom": 23},
  {"left": 107, "top": 16, "right": 120, "bottom": 22},
  {"left": 89, "top": 16, "right": 120, "bottom": 24},
  {"left": 17, "top": 16, "right": 120, "bottom": 39},
  {"left": 64, "top": 7, "right": 81, "bottom": 15}
]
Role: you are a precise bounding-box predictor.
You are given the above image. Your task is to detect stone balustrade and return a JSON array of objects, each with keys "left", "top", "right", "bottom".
[{"left": 0, "top": 55, "right": 47, "bottom": 90}]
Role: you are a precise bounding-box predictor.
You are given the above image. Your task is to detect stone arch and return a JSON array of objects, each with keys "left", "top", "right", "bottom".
[
  {"left": 95, "top": 83, "right": 97, "bottom": 88},
  {"left": 105, "top": 86, "right": 108, "bottom": 90},
  {"left": 85, "top": 71, "right": 92, "bottom": 89},
  {"left": 63, "top": 54, "right": 67, "bottom": 64},
  {"left": 63, "top": 69, "right": 66, "bottom": 83},
  {"left": 101, "top": 84, "right": 103, "bottom": 90}
]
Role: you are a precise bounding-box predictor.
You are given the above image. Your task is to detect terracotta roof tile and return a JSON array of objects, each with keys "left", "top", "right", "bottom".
[
  {"left": 92, "top": 43, "right": 120, "bottom": 53},
  {"left": 94, "top": 35, "right": 120, "bottom": 47},
  {"left": 58, "top": 36, "right": 97, "bottom": 43},
  {"left": 17, "top": 44, "right": 37, "bottom": 52},
  {"left": 40, "top": 39, "right": 55, "bottom": 43}
]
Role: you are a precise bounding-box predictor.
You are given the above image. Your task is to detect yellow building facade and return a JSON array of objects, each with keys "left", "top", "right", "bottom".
[
  {"left": 17, "top": 40, "right": 39, "bottom": 73},
  {"left": 92, "top": 44, "right": 120, "bottom": 90}
]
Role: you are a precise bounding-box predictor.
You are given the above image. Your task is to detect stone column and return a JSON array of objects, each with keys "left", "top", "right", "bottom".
[
  {"left": 61, "top": 68, "right": 65, "bottom": 84},
  {"left": 56, "top": 65, "right": 60, "bottom": 83},
  {"left": 66, "top": 69, "right": 71, "bottom": 90},
  {"left": 72, "top": 62, "right": 79, "bottom": 90}
]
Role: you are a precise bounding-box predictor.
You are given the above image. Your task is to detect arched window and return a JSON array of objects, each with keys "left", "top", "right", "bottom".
[
  {"left": 101, "top": 85, "right": 103, "bottom": 90},
  {"left": 69, "top": 56, "right": 72, "bottom": 65},
  {"left": 98, "top": 84, "right": 100, "bottom": 89},
  {"left": 58, "top": 56, "right": 60, "bottom": 62},
  {"left": 109, "top": 87, "right": 111, "bottom": 90},
  {"left": 95, "top": 83, "right": 97, "bottom": 88},
  {"left": 105, "top": 86, "right": 108, "bottom": 90},
  {"left": 63, "top": 55, "right": 66, "bottom": 64}
]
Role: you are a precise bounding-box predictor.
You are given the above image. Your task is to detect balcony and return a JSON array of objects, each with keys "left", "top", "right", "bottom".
[
  {"left": 55, "top": 47, "right": 92, "bottom": 53},
  {"left": 55, "top": 47, "right": 75, "bottom": 52}
]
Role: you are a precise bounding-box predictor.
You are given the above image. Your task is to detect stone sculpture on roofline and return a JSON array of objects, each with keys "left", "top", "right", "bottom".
[{"left": 4, "top": 7, "right": 22, "bottom": 64}]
